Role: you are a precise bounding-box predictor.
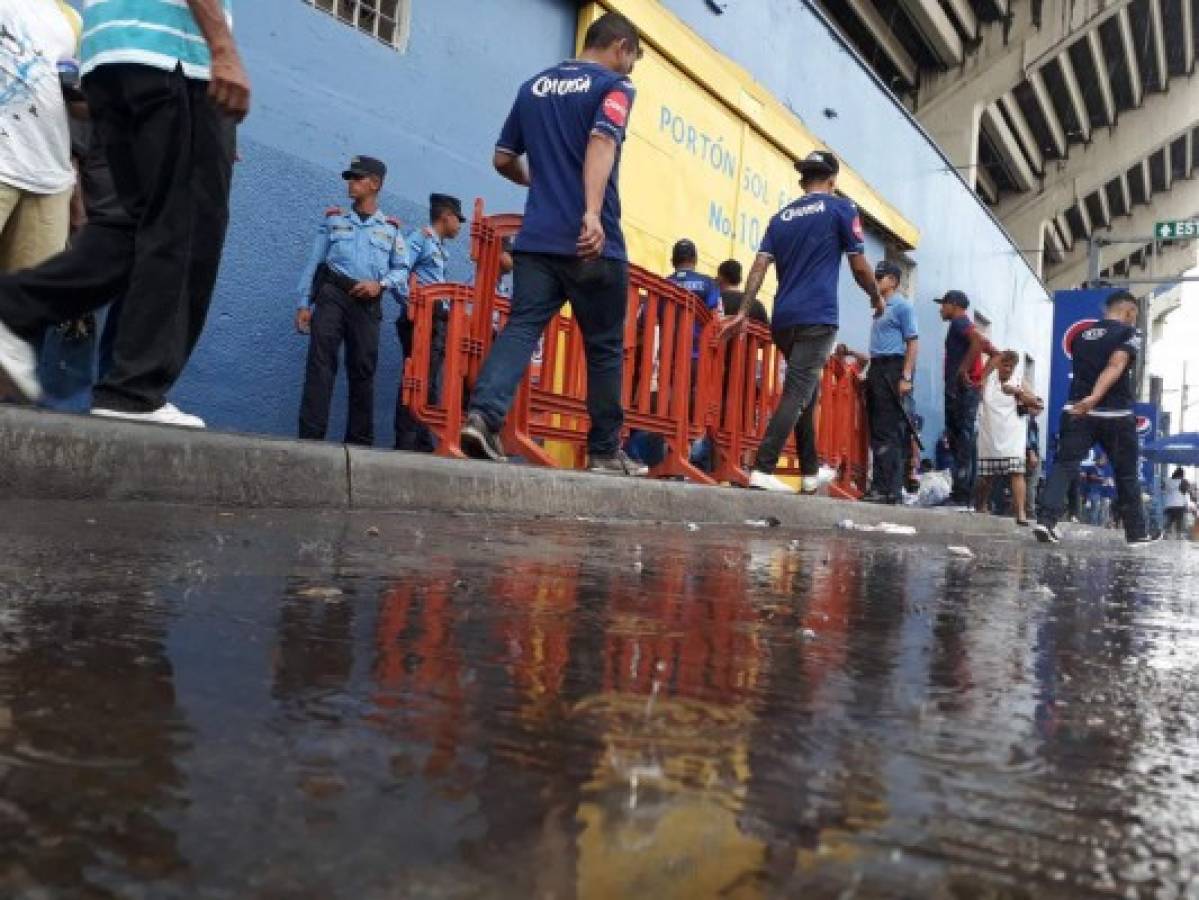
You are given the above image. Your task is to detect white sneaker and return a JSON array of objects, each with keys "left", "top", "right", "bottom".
[
  {"left": 0, "top": 318, "right": 43, "bottom": 403},
  {"left": 749, "top": 469, "right": 795, "bottom": 493},
  {"left": 801, "top": 476, "right": 819, "bottom": 494},
  {"left": 91, "top": 402, "right": 206, "bottom": 429}
]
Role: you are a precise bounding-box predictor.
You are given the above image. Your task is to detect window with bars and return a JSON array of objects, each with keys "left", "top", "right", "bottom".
[{"left": 304, "top": 0, "right": 410, "bottom": 50}]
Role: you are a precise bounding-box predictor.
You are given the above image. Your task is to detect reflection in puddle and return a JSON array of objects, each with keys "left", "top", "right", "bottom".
[{"left": 0, "top": 503, "right": 1197, "bottom": 897}]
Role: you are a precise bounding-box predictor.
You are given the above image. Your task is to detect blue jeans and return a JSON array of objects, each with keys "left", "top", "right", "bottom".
[
  {"left": 470, "top": 253, "right": 628, "bottom": 455},
  {"left": 944, "top": 384, "right": 980, "bottom": 502}
]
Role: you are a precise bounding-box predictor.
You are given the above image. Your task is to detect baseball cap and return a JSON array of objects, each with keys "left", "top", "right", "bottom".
[
  {"left": 875, "top": 260, "right": 903, "bottom": 281},
  {"left": 795, "top": 150, "right": 839, "bottom": 178},
  {"left": 342, "top": 155, "right": 387, "bottom": 180},
  {"left": 671, "top": 238, "right": 698, "bottom": 264},
  {"left": 430, "top": 193, "right": 466, "bottom": 222},
  {"left": 936, "top": 289, "right": 970, "bottom": 309}
]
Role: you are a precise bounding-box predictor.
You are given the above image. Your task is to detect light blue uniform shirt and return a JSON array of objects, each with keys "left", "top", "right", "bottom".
[
  {"left": 397, "top": 227, "right": 450, "bottom": 301},
  {"left": 869, "top": 292, "right": 918, "bottom": 357},
  {"left": 296, "top": 208, "right": 407, "bottom": 310},
  {"left": 81, "top": 0, "right": 233, "bottom": 80}
]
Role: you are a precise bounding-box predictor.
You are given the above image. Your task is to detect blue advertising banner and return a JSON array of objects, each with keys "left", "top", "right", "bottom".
[
  {"left": 1134, "top": 401, "right": 1160, "bottom": 487},
  {"left": 1047, "top": 289, "right": 1119, "bottom": 466}
]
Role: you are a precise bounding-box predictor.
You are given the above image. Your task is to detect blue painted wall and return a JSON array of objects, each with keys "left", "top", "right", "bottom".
[{"left": 77, "top": 0, "right": 1049, "bottom": 451}]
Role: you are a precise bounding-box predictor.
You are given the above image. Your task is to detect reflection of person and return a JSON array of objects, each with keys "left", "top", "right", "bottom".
[
  {"left": 731, "top": 150, "right": 883, "bottom": 494},
  {"left": 839, "top": 259, "right": 919, "bottom": 505},
  {"left": 1035, "top": 291, "right": 1160, "bottom": 544},
  {"left": 295, "top": 156, "right": 407, "bottom": 446},
  {"left": 1163, "top": 467, "right": 1190, "bottom": 538},
  {"left": 936, "top": 290, "right": 998, "bottom": 505},
  {"left": 460, "top": 12, "right": 644, "bottom": 476},
  {"left": 974, "top": 350, "right": 1041, "bottom": 526},
  {"left": 0, "top": 0, "right": 250, "bottom": 425}
]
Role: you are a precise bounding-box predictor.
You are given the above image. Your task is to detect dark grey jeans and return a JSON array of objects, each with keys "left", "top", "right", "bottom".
[{"left": 754, "top": 324, "right": 837, "bottom": 474}]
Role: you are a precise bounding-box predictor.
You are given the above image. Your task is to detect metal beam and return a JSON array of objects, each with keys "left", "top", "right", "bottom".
[
  {"left": 1077, "top": 191, "right": 1094, "bottom": 237},
  {"left": 1149, "top": 0, "right": 1168, "bottom": 90},
  {"left": 898, "top": 0, "right": 964, "bottom": 66},
  {"left": 1185, "top": 0, "right": 1196, "bottom": 74},
  {"left": 841, "top": 0, "right": 919, "bottom": 88},
  {"left": 1046, "top": 220, "right": 1066, "bottom": 261},
  {"left": 995, "top": 77, "right": 1199, "bottom": 230},
  {"left": 1142, "top": 157, "right": 1153, "bottom": 201},
  {"left": 1052, "top": 238, "right": 1199, "bottom": 290},
  {"left": 982, "top": 102, "right": 1038, "bottom": 191},
  {"left": 944, "top": 0, "right": 979, "bottom": 41},
  {"left": 1162, "top": 148, "right": 1173, "bottom": 191},
  {"left": 1088, "top": 29, "right": 1116, "bottom": 126},
  {"left": 1118, "top": 7, "right": 1143, "bottom": 107},
  {"left": 1058, "top": 51, "right": 1092, "bottom": 142},
  {"left": 999, "top": 91, "right": 1043, "bottom": 174},
  {"left": 1029, "top": 66, "right": 1068, "bottom": 158},
  {"left": 1120, "top": 171, "right": 1132, "bottom": 215},
  {"left": 977, "top": 163, "right": 999, "bottom": 203},
  {"left": 1097, "top": 182, "right": 1112, "bottom": 227},
  {"left": 1047, "top": 178, "right": 1199, "bottom": 288}
]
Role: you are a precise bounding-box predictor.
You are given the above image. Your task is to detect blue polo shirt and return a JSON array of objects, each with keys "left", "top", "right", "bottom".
[
  {"left": 497, "top": 59, "right": 636, "bottom": 261},
  {"left": 758, "top": 191, "right": 865, "bottom": 329},
  {"left": 869, "top": 293, "right": 917, "bottom": 356},
  {"left": 666, "top": 268, "right": 722, "bottom": 359}
]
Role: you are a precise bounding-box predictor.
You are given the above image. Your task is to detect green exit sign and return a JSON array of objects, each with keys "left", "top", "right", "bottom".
[{"left": 1156, "top": 219, "right": 1199, "bottom": 239}]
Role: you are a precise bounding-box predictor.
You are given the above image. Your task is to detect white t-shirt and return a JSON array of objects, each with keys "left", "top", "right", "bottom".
[
  {"left": 1164, "top": 476, "right": 1188, "bottom": 510},
  {"left": 0, "top": 0, "right": 78, "bottom": 194},
  {"left": 978, "top": 369, "right": 1028, "bottom": 461}
]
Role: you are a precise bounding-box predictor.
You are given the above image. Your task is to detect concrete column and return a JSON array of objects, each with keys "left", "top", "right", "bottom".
[{"left": 921, "top": 96, "right": 984, "bottom": 191}]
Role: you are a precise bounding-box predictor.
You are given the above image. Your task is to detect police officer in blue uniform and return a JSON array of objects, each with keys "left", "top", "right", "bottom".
[
  {"left": 296, "top": 156, "right": 406, "bottom": 446},
  {"left": 394, "top": 193, "right": 466, "bottom": 452}
]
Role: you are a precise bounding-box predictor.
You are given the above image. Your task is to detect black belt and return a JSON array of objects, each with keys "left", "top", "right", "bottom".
[
  {"left": 315, "top": 263, "right": 361, "bottom": 296},
  {"left": 870, "top": 354, "right": 906, "bottom": 361}
]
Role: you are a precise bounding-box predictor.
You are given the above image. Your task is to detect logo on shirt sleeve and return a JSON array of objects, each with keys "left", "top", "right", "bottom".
[
  {"left": 602, "top": 90, "right": 630, "bottom": 127},
  {"left": 851, "top": 215, "right": 864, "bottom": 242}
]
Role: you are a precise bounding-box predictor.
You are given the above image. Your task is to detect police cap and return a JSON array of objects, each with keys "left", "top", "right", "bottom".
[
  {"left": 342, "top": 155, "right": 387, "bottom": 181},
  {"left": 935, "top": 289, "right": 970, "bottom": 309},
  {"left": 430, "top": 193, "right": 466, "bottom": 222},
  {"left": 795, "top": 150, "right": 839, "bottom": 178},
  {"left": 874, "top": 260, "right": 903, "bottom": 281}
]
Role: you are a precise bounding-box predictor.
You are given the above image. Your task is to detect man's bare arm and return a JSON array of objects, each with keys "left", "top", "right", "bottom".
[
  {"left": 1071, "top": 350, "right": 1132, "bottom": 415},
  {"left": 577, "top": 134, "right": 617, "bottom": 260},
  {"left": 732, "top": 253, "right": 773, "bottom": 329},
  {"left": 185, "top": 0, "right": 250, "bottom": 121},
  {"left": 493, "top": 150, "right": 530, "bottom": 187},
  {"left": 847, "top": 254, "right": 883, "bottom": 315},
  {"left": 958, "top": 329, "right": 998, "bottom": 384}
]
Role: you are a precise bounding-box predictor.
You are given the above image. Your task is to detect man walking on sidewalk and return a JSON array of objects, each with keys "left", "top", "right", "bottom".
[
  {"left": 937, "top": 290, "right": 997, "bottom": 505},
  {"left": 730, "top": 150, "right": 883, "bottom": 493},
  {"left": 1034, "top": 291, "right": 1161, "bottom": 545},
  {"left": 459, "top": 12, "right": 646, "bottom": 476},
  {"left": 0, "top": 0, "right": 249, "bottom": 428}
]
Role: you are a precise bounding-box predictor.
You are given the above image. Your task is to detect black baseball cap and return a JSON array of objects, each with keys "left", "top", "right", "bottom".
[
  {"left": 671, "top": 238, "right": 698, "bottom": 264},
  {"left": 430, "top": 193, "right": 466, "bottom": 222},
  {"left": 875, "top": 260, "right": 903, "bottom": 281},
  {"left": 795, "top": 150, "right": 839, "bottom": 178},
  {"left": 936, "top": 289, "right": 970, "bottom": 309},
  {"left": 342, "top": 155, "right": 387, "bottom": 180}
]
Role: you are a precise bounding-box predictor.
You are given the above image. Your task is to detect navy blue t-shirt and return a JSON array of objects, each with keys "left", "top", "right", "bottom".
[
  {"left": 1068, "top": 318, "right": 1141, "bottom": 413},
  {"left": 944, "top": 315, "right": 984, "bottom": 387},
  {"left": 496, "top": 60, "right": 636, "bottom": 261},
  {"left": 758, "top": 192, "right": 865, "bottom": 329},
  {"left": 666, "top": 268, "right": 722, "bottom": 359}
]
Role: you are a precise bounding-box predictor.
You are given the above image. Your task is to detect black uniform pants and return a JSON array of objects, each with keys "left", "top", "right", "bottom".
[
  {"left": 1039, "top": 412, "right": 1147, "bottom": 541},
  {"left": 0, "top": 63, "right": 235, "bottom": 412},
  {"left": 866, "top": 356, "right": 907, "bottom": 499},
  {"left": 298, "top": 283, "right": 381, "bottom": 446},
  {"left": 394, "top": 311, "right": 446, "bottom": 452}
]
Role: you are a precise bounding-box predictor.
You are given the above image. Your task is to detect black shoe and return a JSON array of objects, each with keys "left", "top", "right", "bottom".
[
  {"left": 460, "top": 412, "right": 506, "bottom": 462},
  {"left": 1128, "top": 530, "right": 1164, "bottom": 547},
  {"left": 588, "top": 449, "right": 649, "bottom": 477},
  {"left": 1032, "top": 523, "right": 1061, "bottom": 544}
]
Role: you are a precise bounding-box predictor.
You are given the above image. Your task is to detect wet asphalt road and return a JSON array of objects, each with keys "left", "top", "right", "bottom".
[{"left": 0, "top": 501, "right": 1196, "bottom": 900}]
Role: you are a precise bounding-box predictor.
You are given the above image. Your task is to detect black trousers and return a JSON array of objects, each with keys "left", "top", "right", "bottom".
[
  {"left": 866, "top": 356, "right": 907, "bottom": 499},
  {"left": 0, "top": 63, "right": 235, "bottom": 412},
  {"left": 299, "top": 284, "right": 381, "bottom": 446},
  {"left": 394, "top": 313, "right": 446, "bottom": 452},
  {"left": 1039, "top": 412, "right": 1147, "bottom": 541}
]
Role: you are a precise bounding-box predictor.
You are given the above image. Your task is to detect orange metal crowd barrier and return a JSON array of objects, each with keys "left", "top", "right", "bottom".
[{"left": 399, "top": 199, "right": 871, "bottom": 497}]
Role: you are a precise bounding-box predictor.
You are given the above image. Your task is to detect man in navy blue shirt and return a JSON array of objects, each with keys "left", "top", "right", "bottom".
[
  {"left": 937, "top": 290, "right": 998, "bottom": 504},
  {"left": 1035, "top": 291, "right": 1159, "bottom": 545},
  {"left": 731, "top": 150, "right": 883, "bottom": 493},
  {"left": 460, "top": 12, "right": 646, "bottom": 476}
]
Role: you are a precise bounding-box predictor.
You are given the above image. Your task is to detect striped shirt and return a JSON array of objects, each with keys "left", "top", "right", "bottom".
[{"left": 81, "top": 0, "right": 233, "bottom": 80}]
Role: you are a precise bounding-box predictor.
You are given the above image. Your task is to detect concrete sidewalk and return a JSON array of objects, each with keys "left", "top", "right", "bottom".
[{"left": 0, "top": 406, "right": 1066, "bottom": 540}]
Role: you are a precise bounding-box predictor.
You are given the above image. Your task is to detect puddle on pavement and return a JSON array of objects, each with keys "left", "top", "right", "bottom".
[{"left": 0, "top": 502, "right": 1197, "bottom": 899}]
